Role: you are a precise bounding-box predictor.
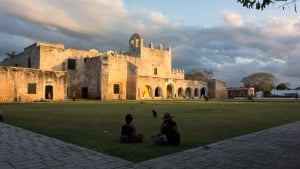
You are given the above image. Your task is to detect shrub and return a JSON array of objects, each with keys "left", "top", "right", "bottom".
[
  {"left": 247, "top": 95, "right": 254, "bottom": 101},
  {"left": 204, "top": 95, "right": 210, "bottom": 101}
]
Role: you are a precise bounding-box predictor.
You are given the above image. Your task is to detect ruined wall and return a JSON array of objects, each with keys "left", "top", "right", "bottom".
[
  {"left": 0, "top": 66, "right": 67, "bottom": 103},
  {"left": 0, "top": 56, "right": 17, "bottom": 67},
  {"left": 126, "top": 61, "right": 137, "bottom": 100},
  {"left": 99, "top": 59, "right": 108, "bottom": 100},
  {"left": 207, "top": 79, "right": 228, "bottom": 99},
  {"left": 39, "top": 45, "right": 101, "bottom": 71},
  {"left": 1, "top": 42, "right": 104, "bottom": 99},
  {"left": 37, "top": 44, "right": 103, "bottom": 99},
  {"left": 0, "top": 43, "right": 40, "bottom": 68},
  {"left": 84, "top": 57, "right": 101, "bottom": 99}
]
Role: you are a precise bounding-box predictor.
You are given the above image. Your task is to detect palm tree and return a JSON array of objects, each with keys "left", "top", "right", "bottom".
[{"left": 5, "top": 51, "right": 17, "bottom": 58}]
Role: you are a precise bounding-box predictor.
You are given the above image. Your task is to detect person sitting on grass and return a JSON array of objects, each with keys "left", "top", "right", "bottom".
[
  {"left": 151, "top": 112, "right": 180, "bottom": 146},
  {"left": 0, "top": 111, "right": 3, "bottom": 121},
  {"left": 120, "top": 114, "right": 143, "bottom": 143}
]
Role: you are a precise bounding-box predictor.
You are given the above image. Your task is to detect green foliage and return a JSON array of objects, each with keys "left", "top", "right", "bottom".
[
  {"left": 241, "top": 72, "right": 275, "bottom": 96},
  {"left": 2, "top": 101, "right": 300, "bottom": 162},
  {"left": 5, "top": 51, "right": 17, "bottom": 58},
  {"left": 204, "top": 95, "right": 210, "bottom": 101},
  {"left": 276, "top": 82, "right": 289, "bottom": 90},
  {"left": 237, "top": 0, "right": 274, "bottom": 10},
  {"left": 237, "top": 0, "right": 298, "bottom": 12},
  {"left": 185, "top": 68, "right": 213, "bottom": 81},
  {"left": 247, "top": 95, "right": 254, "bottom": 101}
]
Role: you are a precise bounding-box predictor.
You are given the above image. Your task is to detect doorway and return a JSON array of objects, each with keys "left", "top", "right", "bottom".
[
  {"left": 45, "top": 85, "right": 53, "bottom": 100},
  {"left": 82, "top": 87, "right": 88, "bottom": 98}
]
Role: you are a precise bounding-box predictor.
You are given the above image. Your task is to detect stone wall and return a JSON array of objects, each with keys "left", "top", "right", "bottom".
[
  {"left": 171, "top": 69, "right": 185, "bottom": 80},
  {"left": 0, "top": 42, "right": 104, "bottom": 99},
  {"left": 0, "top": 66, "right": 67, "bottom": 102},
  {"left": 106, "top": 55, "right": 128, "bottom": 100},
  {"left": 0, "top": 33, "right": 227, "bottom": 101},
  {"left": 138, "top": 47, "right": 172, "bottom": 78},
  {"left": 207, "top": 79, "right": 228, "bottom": 99}
]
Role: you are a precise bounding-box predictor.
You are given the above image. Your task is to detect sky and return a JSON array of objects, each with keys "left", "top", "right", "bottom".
[{"left": 1, "top": 0, "right": 300, "bottom": 88}]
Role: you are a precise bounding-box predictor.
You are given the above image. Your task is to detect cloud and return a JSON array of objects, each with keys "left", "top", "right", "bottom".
[
  {"left": 0, "top": 1, "right": 300, "bottom": 88},
  {"left": 148, "top": 11, "right": 169, "bottom": 25},
  {"left": 223, "top": 10, "right": 244, "bottom": 27},
  {"left": 0, "top": 0, "right": 81, "bottom": 32}
]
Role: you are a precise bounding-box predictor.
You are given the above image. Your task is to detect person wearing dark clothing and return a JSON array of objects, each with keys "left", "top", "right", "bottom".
[
  {"left": 152, "top": 112, "right": 180, "bottom": 146},
  {"left": 0, "top": 111, "right": 3, "bottom": 121},
  {"left": 120, "top": 114, "right": 143, "bottom": 143}
]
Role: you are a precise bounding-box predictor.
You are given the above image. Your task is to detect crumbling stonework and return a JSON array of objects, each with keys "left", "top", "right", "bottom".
[{"left": 0, "top": 33, "right": 227, "bottom": 102}]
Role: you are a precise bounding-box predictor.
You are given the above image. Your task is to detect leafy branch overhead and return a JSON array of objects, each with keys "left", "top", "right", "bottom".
[{"left": 237, "top": 0, "right": 298, "bottom": 12}]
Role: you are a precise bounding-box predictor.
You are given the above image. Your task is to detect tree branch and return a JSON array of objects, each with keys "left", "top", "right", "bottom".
[{"left": 237, "top": 0, "right": 298, "bottom": 12}]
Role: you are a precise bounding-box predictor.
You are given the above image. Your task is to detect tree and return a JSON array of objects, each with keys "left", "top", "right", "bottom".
[
  {"left": 276, "top": 82, "right": 290, "bottom": 90},
  {"left": 237, "top": 0, "right": 298, "bottom": 12},
  {"left": 185, "top": 68, "right": 213, "bottom": 81},
  {"left": 5, "top": 51, "right": 17, "bottom": 58},
  {"left": 241, "top": 72, "right": 275, "bottom": 96}
]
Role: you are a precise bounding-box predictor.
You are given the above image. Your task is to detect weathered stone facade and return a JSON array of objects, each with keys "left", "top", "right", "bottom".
[
  {"left": 207, "top": 79, "right": 228, "bottom": 99},
  {"left": 0, "top": 33, "right": 227, "bottom": 102},
  {"left": 0, "top": 66, "right": 67, "bottom": 102}
]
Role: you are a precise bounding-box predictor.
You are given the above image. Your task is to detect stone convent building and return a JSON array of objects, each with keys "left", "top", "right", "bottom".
[{"left": 0, "top": 33, "right": 227, "bottom": 102}]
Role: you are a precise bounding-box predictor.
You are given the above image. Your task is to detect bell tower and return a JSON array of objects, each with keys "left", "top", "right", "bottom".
[{"left": 129, "top": 33, "right": 143, "bottom": 57}]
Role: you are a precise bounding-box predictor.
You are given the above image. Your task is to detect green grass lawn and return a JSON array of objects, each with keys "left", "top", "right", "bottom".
[{"left": 1, "top": 100, "right": 300, "bottom": 162}]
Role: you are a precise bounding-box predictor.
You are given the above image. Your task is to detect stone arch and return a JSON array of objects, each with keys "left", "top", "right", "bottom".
[
  {"left": 166, "top": 84, "right": 174, "bottom": 99},
  {"left": 194, "top": 88, "right": 199, "bottom": 98},
  {"left": 155, "top": 87, "right": 162, "bottom": 97},
  {"left": 185, "top": 87, "right": 192, "bottom": 98},
  {"left": 201, "top": 87, "right": 206, "bottom": 97},
  {"left": 142, "top": 85, "right": 152, "bottom": 98},
  {"left": 177, "top": 87, "right": 184, "bottom": 97}
]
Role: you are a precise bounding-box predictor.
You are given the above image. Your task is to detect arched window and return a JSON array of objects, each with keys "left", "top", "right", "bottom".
[
  {"left": 185, "top": 87, "right": 192, "bottom": 98},
  {"left": 155, "top": 87, "right": 162, "bottom": 97},
  {"left": 177, "top": 88, "right": 183, "bottom": 97}
]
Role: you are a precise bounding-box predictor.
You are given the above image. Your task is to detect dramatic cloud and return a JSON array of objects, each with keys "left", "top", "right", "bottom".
[{"left": 0, "top": 0, "right": 300, "bottom": 87}]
